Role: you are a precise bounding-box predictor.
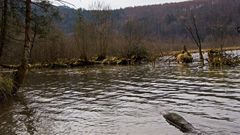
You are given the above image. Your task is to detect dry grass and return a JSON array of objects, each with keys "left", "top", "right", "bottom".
[
  {"left": 164, "top": 46, "right": 240, "bottom": 56},
  {"left": 0, "top": 74, "right": 13, "bottom": 101}
]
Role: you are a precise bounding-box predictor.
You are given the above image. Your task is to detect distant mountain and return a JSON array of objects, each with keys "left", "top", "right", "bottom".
[{"left": 55, "top": 6, "right": 77, "bottom": 34}]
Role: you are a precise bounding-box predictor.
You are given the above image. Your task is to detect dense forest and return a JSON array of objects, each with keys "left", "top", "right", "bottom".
[{"left": 58, "top": 0, "right": 240, "bottom": 50}]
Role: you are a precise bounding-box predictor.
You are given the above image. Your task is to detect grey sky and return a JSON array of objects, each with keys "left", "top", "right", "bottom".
[{"left": 54, "top": 0, "right": 188, "bottom": 9}]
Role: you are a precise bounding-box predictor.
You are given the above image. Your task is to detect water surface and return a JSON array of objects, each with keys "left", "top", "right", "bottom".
[{"left": 1, "top": 62, "right": 240, "bottom": 135}]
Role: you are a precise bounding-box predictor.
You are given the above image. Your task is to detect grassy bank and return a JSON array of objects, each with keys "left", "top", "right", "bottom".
[
  {"left": 1, "top": 46, "right": 240, "bottom": 70},
  {"left": 0, "top": 56, "right": 147, "bottom": 70},
  {"left": 0, "top": 74, "right": 13, "bottom": 101}
]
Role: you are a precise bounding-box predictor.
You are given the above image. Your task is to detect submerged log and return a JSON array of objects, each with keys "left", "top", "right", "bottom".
[{"left": 163, "top": 112, "right": 196, "bottom": 133}]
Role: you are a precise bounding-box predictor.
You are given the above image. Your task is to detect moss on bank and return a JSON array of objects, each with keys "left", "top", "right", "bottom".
[{"left": 0, "top": 74, "right": 13, "bottom": 101}]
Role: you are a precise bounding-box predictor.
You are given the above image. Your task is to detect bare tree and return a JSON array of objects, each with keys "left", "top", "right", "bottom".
[
  {"left": 211, "top": 24, "right": 227, "bottom": 54},
  {"left": 89, "top": 1, "right": 112, "bottom": 60},
  {"left": 74, "top": 12, "right": 93, "bottom": 61},
  {"left": 184, "top": 13, "right": 204, "bottom": 63},
  {"left": 12, "top": 0, "right": 66, "bottom": 94},
  {"left": 123, "top": 18, "right": 144, "bottom": 47},
  {"left": 30, "top": 4, "right": 59, "bottom": 62},
  {"left": 208, "top": 3, "right": 232, "bottom": 55},
  {"left": 122, "top": 18, "right": 147, "bottom": 59},
  {"left": 12, "top": 0, "right": 32, "bottom": 94}
]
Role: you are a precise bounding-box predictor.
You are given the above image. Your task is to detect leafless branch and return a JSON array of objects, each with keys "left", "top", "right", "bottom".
[
  {"left": 191, "top": 14, "right": 201, "bottom": 47},
  {"left": 184, "top": 24, "right": 199, "bottom": 48}
]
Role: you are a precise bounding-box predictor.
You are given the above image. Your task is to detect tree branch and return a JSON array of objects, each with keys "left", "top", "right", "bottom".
[
  {"left": 6, "top": 34, "right": 25, "bottom": 42},
  {"left": 191, "top": 14, "right": 201, "bottom": 46},
  {"left": 184, "top": 24, "right": 200, "bottom": 48}
]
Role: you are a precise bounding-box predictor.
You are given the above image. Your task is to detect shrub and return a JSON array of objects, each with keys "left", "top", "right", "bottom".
[
  {"left": 208, "top": 49, "right": 240, "bottom": 66},
  {"left": 125, "top": 44, "right": 148, "bottom": 62}
]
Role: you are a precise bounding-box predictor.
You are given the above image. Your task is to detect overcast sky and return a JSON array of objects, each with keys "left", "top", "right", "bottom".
[{"left": 53, "top": 0, "right": 188, "bottom": 9}]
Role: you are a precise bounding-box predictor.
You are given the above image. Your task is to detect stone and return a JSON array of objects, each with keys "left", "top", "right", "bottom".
[
  {"left": 176, "top": 52, "right": 193, "bottom": 63},
  {"left": 163, "top": 112, "right": 196, "bottom": 133}
]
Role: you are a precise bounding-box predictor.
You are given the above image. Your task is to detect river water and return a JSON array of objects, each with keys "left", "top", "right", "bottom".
[{"left": 0, "top": 60, "right": 240, "bottom": 135}]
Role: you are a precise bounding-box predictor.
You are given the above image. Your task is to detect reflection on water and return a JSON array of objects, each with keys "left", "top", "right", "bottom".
[{"left": 1, "top": 62, "right": 240, "bottom": 135}]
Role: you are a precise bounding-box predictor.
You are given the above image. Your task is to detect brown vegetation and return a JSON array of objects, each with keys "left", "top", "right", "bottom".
[
  {"left": 208, "top": 49, "right": 240, "bottom": 66},
  {"left": 0, "top": 74, "right": 13, "bottom": 101}
]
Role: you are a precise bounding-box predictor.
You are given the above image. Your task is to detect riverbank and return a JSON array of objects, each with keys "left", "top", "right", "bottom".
[
  {"left": 1, "top": 46, "right": 240, "bottom": 70},
  {"left": 0, "top": 56, "right": 148, "bottom": 70},
  {"left": 165, "top": 46, "right": 240, "bottom": 56}
]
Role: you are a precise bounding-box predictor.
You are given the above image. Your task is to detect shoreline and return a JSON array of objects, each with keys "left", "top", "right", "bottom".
[
  {"left": 165, "top": 46, "right": 240, "bottom": 56},
  {"left": 1, "top": 46, "right": 240, "bottom": 70}
]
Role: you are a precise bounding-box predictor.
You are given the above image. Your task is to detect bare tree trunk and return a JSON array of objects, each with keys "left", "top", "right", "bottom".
[
  {"left": 0, "top": 0, "right": 8, "bottom": 58},
  {"left": 12, "top": 0, "right": 31, "bottom": 95},
  {"left": 192, "top": 14, "right": 204, "bottom": 62},
  {"left": 185, "top": 14, "right": 204, "bottom": 63},
  {"left": 198, "top": 45, "right": 204, "bottom": 62},
  {"left": 30, "top": 24, "right": 37, "bottom": 63}
]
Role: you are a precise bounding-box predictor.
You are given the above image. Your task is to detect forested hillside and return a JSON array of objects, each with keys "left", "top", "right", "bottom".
[{"left": 58, "top": 0, "right": 240, "bottom": 41}]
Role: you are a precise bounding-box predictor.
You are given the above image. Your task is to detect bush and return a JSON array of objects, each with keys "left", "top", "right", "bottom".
[
  {"left": 125, "top": 44, "right": 148, "bottom": 63},
  {"left": 208, "top": 49, "right": 240, "bottom": 66}
]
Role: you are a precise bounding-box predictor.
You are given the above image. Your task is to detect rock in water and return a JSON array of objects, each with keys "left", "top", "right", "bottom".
[
  {"left": 163, "top": 112, "right": 195, "bottom": 133},
  {"left": 175, "top": 45, "right": 193, "bottom": 63}
]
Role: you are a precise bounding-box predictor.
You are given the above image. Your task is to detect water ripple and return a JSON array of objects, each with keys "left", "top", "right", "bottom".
[{"left": 1, "top": 63, "right": 240, "bottom": 135}]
